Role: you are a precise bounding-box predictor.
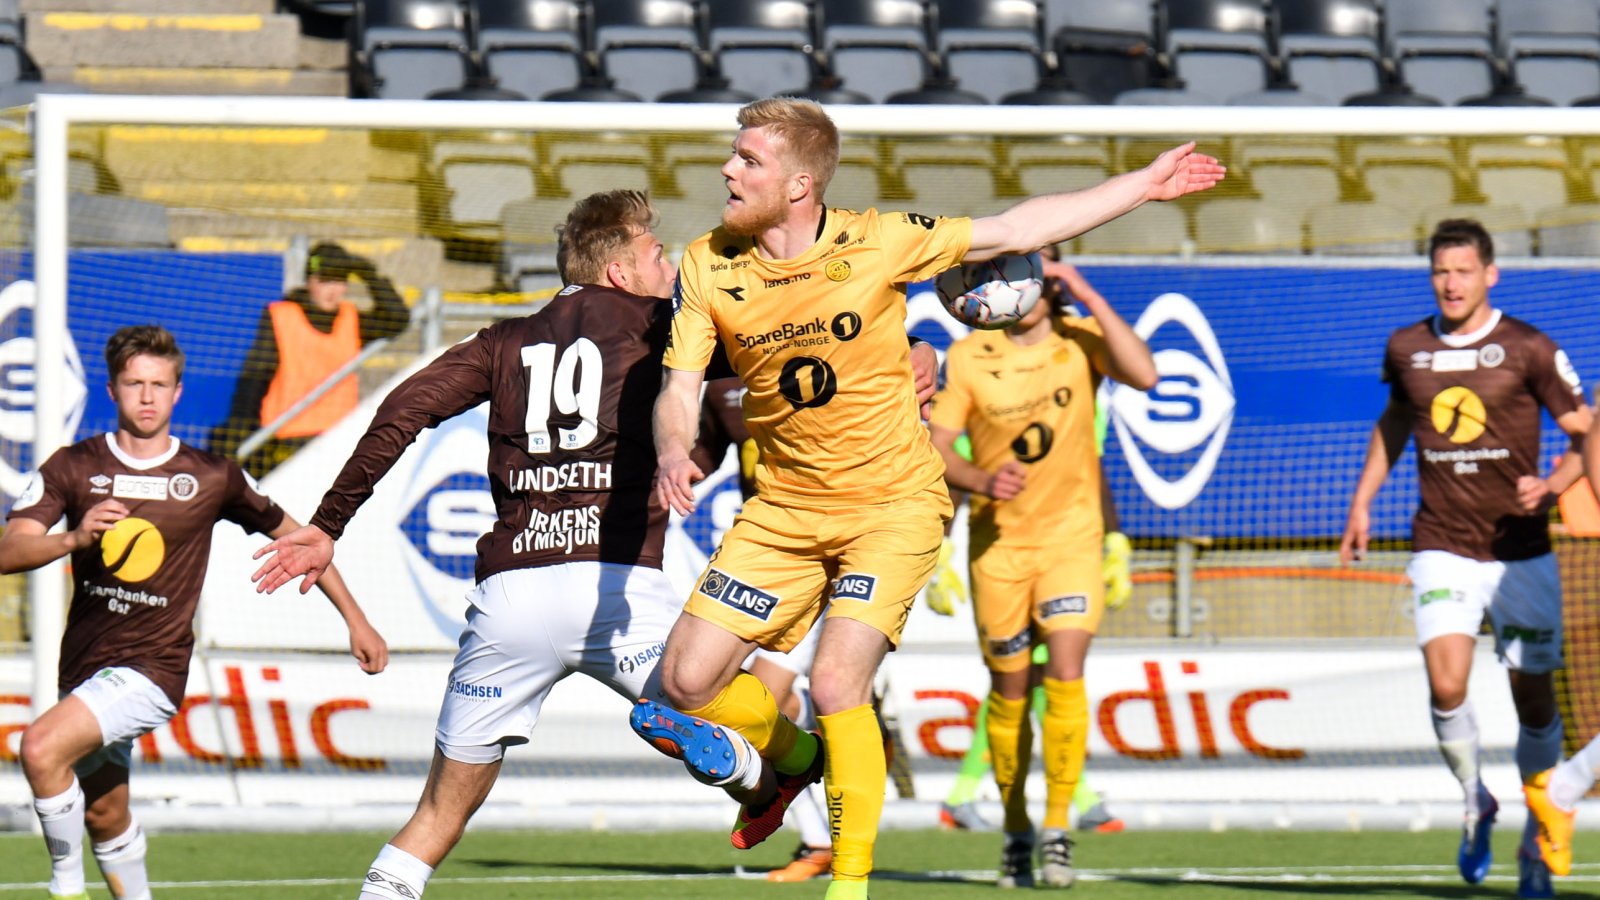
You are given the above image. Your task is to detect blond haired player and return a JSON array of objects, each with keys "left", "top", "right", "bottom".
[
  {"left": 928, "top": 257, "right": 1154, "bottom": 887},
  {"left": 637, "top": 97, "right": 1222, "bottom": 898},
  {"left": 3, "top": 325, "right": 386, "bottom": 900}
]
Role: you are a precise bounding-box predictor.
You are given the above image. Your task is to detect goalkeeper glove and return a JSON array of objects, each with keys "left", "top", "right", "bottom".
[
  {"left": 1102, "top": 531, "right": 1132, "bottom": 611},
  {"left": 923, "top": 538, "right": 966, "bottom": 616}
]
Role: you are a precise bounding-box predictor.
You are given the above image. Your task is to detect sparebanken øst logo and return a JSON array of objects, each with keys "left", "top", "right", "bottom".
[
  {"left": 1430, "top": 386, "right": 1486, "bottom": 443},
  {"left": 1104, "top": 293, "right": 1234, "bottom": 510}
]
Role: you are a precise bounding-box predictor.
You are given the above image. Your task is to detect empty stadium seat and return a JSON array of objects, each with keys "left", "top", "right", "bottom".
[
  {"left": 1468, "top": 140, "right": 1572, "bottom": 218},
  {"left": 1384, "top": 0, "right": 1496, "bottom": 105},
  {"left": 1306, "top": 201, "right": 1417, "bottom": 255},
  {"left": 1114, "top": 85, "right": 1222, "bottom": 104},
  {"left": 818, "top": 0, "right": 933, "bottom": 103},
  {"left": 707, "top": 0, "right": 818, "bottom": 101},
  {"left": 1044, "top": 0, "right": 1157, "bottom": 103},
  {"left": 591, "top": 0, "right": 707, "bottom": 101},
  {"left": 932, "top": 0, "right": 1047, "bottom": 104},
  {"left": 1354, "top": 139, "right": 1462, "bottom": 212},
  {"left": 1161, "top": 0, "right": 1271, "bottom": 101},
  {"left": 354, "top": 0, "right": 473, "bottom": 99},
  {"left": 1275, "top": 0, "right": 1383, "bottom": 104},
  {"left": 437, "top": 154, "right": 538, "bottom": 238},
  {"left": 1072, "top": 202, "right": 1189, "bottom": 254},
  {"left": 1227, "top": 86, "right": 1333, "bottom": 105},
  {"left": 1499, "top": 0, "right": 1600, "bottom": 106},
  {"left": 1193, "top": 197, "right": 1304, "bottom": 254},
  {"left": 1238, "top": 141, "right": 1343, "bottom": 216},
  {"left": 1008, "top": 137, "right": 1113, "bottom": 196},
  {"left": 895, "top": 138, "right": 1004, "bottom": 216},
  {"left": 1537, "top": 204, "right": 1600, "bottom": 256},
  {"left": 475, "top": 0, "right": 586, "bottom": 100}
]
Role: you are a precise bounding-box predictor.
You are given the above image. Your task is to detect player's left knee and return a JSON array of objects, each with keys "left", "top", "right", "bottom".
[{"left": 808, "top": 673, "right": 872, "bottom": 717}]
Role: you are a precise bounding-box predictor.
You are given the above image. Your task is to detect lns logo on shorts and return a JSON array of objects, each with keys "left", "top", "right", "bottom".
[
  {"left": 1039, "top": 594, "right": 1088, "bottom": 618},
  {"left": 699, "top": 568, "right": 777, "bottom": 621},
  {"left": 831, "top": 573, "right": 877, "bottom": 602}
]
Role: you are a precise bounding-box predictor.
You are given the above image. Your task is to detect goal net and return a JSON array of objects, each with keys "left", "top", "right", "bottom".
[{"left": 2, "top": 97, "right": 1598, "bottom": 827}]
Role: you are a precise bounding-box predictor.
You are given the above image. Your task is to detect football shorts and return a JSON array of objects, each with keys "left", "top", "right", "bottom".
[
  {"left": 685, "top": 481, "right": 951, "bottom": 652},
  {"left": 1409, "top": 549, "right": 1563, "bottom": 674},
  {"left": 436, "top": 562, "right": 682, "bottom": 763},
  {"left": 68, "top": 666, "right": 177, "bottom": 777},
  {"left": 971, "top": 540, "right": 1105, "bottom": 672}
]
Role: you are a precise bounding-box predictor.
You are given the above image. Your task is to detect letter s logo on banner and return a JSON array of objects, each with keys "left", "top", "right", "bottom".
[
  {"left": 395, "top": 406, "right": 496, "bottom": 639},
  {"left": 0, "top": 280, "right": 88, "bottom": 510},
  {"left": 1103, "top": 293, "right": 1233, "bottom": 510}
]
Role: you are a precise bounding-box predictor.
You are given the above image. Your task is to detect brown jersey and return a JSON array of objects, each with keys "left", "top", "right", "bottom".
[
  {"left": 691, "top": 376, "right": 755, "bottom": 499},
  {"left": 310, "top": 284, "right": 671, "bottom": 581},
  {"left": 8, "top": 435, "right": 284, "bottom": 705},
  {"left": 1383, "top": 310, "right": 1585, "bottom": 561}
]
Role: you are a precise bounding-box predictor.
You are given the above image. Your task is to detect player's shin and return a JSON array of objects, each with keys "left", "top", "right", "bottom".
[
  {"left": 818, "top": 704, "right": 886, "bottom": 883},
  {"left": 1433, "top": 701, "right": 1484, "bottom": 814},
  {"left": 91, "top": 818, "right": 149, "bottom": 900},
  {"left": 987, "top": 691, "right": 1034, "bottom": 835},
  {"left": 34, "top": 776, "right": 87, "bottom": 896},
  {"left": 685, "top": 671, "right": 817, "bottom": 776},
  {"left": 1042, "top": 677, "right": 1089, "bottom": 832}
]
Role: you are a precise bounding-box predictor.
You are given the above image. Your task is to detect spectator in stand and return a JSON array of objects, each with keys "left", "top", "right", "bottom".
[{"left": 211, "top": 242, "right": 410, "bottom": 477}]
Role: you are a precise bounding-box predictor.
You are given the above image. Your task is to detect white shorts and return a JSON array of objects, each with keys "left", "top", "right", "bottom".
[
  {"left": 748, "top": 616, "right": 822, "bottom": 676},
  {"left": 435, "top": 562, "right": 682, "bottom": 764},
  {"left": 1409, "top": 550, "right": 1564, "bottom": 673},
  {"left": 68, "top": 666, "right": 177, "bottom": 777}
]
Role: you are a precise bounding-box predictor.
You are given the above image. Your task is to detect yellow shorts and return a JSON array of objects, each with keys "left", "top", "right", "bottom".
[
  {"left": 685, "top": 481, "right": 952, "bottom": 651},
  {"left": 971, "top": 539, "right": 1104, "bottom": 672}
]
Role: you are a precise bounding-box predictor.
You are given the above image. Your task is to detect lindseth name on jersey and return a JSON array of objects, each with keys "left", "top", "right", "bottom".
[
  {"left": 511, "top": 505, "right": 602, "bottom": 556},
  {"left": 507, "top": 461, "right": 613, "bottom": 493}
]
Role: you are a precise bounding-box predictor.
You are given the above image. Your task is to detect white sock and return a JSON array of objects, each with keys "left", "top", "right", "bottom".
[
  {"left": 360, "top": 843, "right": 435, "bottom": 899},
  {"left": 710, "top": 728, "right": 766, "bottom": 794},
  {"left": 793, "top": 780, "right": 830, "bottom": 848},
  {"left": 1548, "top": 731, "right": 1600, "bottom": 811},
  {"left": 1432, "top": 703, "right": 1482, "bottom": 815},
  {"left": 1516, "top": 715, "right": 1563, "bottom": 782},
  {"left": 34, "top": 777, "right": 86, "bottom": 895},
  {"left": 92, "top": 818, "right": 150, "bottom": 900}
]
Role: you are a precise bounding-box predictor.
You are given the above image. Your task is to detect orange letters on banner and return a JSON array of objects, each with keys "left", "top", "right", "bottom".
[
  {"left": 912, "top": 689, "right": 982, "bottom": 758},
  {"left": 1097, "top": 661, "right": 1180, "bottom": 760},
  {"left": 311, "top": 699, "right": 385, "bottom": 771},
  {"left": 0, "top": 693, "right": 26, "bottom": 762},
  {"left": 1229, "top": 689, "right": 1303, "bottom": 759}
]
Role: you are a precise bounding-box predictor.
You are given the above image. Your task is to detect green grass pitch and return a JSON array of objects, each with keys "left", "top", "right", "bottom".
[{"left": 3, "top": 827, "right": 1599, "bottom": 898}]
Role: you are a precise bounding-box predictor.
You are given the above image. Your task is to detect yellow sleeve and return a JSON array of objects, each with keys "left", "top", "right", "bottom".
[
  {"left": 662, "top": 244, "right": 719, "bottom": 372},
  {"left": 927, "top": 345, "right": 972, "bottom": 433},
  {"left": 878, "top": 211, "right": 973, "bottom": 284}
]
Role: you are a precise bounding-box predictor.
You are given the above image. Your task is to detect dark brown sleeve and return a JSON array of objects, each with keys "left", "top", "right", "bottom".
[
  {"left": 1527, "top": 332, "right": 1585, "bottom": 419},
  {"left": 310, "top": 328, "right": 496, "bottom": 539},
  {"left": 7, "top": 448, "right": 70, "bottom": 528},
  {"left": 220, "top": 463, "right": 287, "bottom": 535}
]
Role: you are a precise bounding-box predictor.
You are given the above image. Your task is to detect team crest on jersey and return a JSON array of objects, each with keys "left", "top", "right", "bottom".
[
  {"left": 698, "top": 567, "right": 777, "bottom": 620},
  {"left": 1478, "top": 343, "right": 1505, "bottom": 368},
  {"left": 168, "top": 473, "right": 198, "bottom": 501},
  {"left": 1040, "top": 594, "right": 1089, "bottom": 618},
  {"left": 831, "top": 573, "right": 877, "bottom": 602},
  {"left": 825, "top": 260, "right": 851, "bottom": 282}
]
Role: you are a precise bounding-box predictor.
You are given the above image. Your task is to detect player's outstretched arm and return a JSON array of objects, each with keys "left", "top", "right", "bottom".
[
  {"left": 252, "top": 523, "right": 335, "bottom": 595},
  {"left": 0, "top": 498, "right": 127, "bottom": 574},
  {"left": 654, "top": 366, "right": 707, "bottom": 516},
  {"left": 1340, "top": 399, "right": 1412, "bottom": 563},
  {"left": 261, "top": 516, "right": 388, "bottom": 673},
  {"left": 965, "top": 142, "right": 1224, "bottom": 262}
]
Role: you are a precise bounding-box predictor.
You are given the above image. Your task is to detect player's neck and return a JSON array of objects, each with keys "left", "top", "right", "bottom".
[
  {"left": 1438, "top": 303, "right": 1495, "bottom": 337},
  {"left": 113, "top": 428, "right": 173, "bottom": 460},
  {"left": 1005, "top": 315, "right": 1054, "bottom": 346},
  {"left": 752, "top": 206, "right": 825, "bottom": 262}
]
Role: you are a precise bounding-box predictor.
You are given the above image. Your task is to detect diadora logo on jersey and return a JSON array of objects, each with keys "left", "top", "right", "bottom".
[
  {"left": 1039, "top": 594, "right": 1088, "bottom": 618},
  {"left": 113, "top": 474, "right": 169, "bottom": 501},
  {"left": 1430, "top": 386, "right": 1487, "bottom": 443},
  {"left": 698, "top": 567, "right": 778, "bottom": 620},
  {"left": 0, "top": 279, "right": 88, "bottom": 508},
  {"left": 831, "top": 573, "right": 877, "bottom": 602},
  {"left": 1104, "top": 293, "right": 1234, "bottom": 510},
  {"left": 720, "top": 286, "right": 747, "bottom": 302}
]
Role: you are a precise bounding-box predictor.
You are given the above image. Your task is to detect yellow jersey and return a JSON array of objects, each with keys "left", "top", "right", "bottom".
[
  {"left": 665, "top": 207, "right": 971, "bottom": 507},
  {"left": 930, "top": 315, "right": 1107, "bottom": 549}
]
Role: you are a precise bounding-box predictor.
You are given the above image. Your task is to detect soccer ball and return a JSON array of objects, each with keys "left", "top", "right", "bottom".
[{"left": 934, "top": 253, "right": 1044, "bottom": 330}]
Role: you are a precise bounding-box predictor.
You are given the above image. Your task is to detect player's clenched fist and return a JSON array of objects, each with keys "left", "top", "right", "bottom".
[{"left": 985, "top": 461, "right": 1028, "bottom": 501}]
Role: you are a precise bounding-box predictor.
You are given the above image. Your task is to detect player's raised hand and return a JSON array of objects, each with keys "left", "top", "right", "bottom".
[
  {"left": 348, "top": 619, "right": 389, "bottom": 674},
  {"left": 1338, "top": 508, "right": 1370, "bottom": 563},
  {"left": 1143, "top": 142, "right": 1226, "bottom": 202},
  {"left": 71, "top": 499, "right": 128, "bottom": 549},
  {"left": 655, "top": 454, "right": 705, "bottom": 517},
  {"left": 252, "top": 524, "right": 335, "bottom": 594},
  {"left": 986, "top": 460, "right": 1028, "bottom": 500}
]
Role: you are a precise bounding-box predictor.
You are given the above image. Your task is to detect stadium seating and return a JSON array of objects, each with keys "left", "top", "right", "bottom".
[
  {"left": 1384, "top": 0, "right": 1498, "bottom": 105},
  {"left": 352, "top": 0, "right": 473, "bottom": 99},
  {"left": 706, "top": 0, "right": 818, "bottom": 102},
  {"left": 591, "top": 0, "right": 707, "bottom": 101},
  {"left": 817, "top": 0, "right": 933, "bottom": 103},
  {"left": 1499, "top": 0, "right": 1600, "bottom": 106},
  {"left": 1274, "top": 0, "right": 1383, "bottom": 104},
  {"left": 475, "top": 0, "right": 587, "bottom": 100},
  {"left": 931, "top": 0, "right": 1047, "bottom": 104},
  {"left": 1046, "top": 0, "right": 1159, "bottom": 103}
]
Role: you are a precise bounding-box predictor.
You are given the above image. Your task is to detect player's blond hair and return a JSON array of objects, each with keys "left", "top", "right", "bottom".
[
  {"left": 737, "top": 98, "right": 840, "bottom": 201},
  {"left": 105, "top": 324, "right": 185, "bottom": 382},
  {"left": 557, "top": 190, "right": 657, "bottom": 286}
]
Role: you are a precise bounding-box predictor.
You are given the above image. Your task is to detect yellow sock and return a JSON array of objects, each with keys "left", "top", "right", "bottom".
[
  {"left": 682, "top": 671, "right": 813, "bottom": 772},
  {"left": 818, "top": 704, "right": 884, "bottom": 883},
  {"left": 1041, "top": 676, "right": 1089, "bottom": 831},
  {"left": 987, "top": 691, "right": 1033, "bottom": 834}
]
